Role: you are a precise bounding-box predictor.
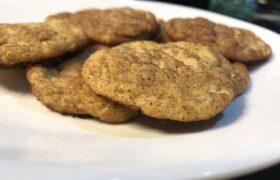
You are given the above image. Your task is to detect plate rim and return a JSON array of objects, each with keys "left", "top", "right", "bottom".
[{"left": 0, "top": 0, "right": 280, "bottom": 179}]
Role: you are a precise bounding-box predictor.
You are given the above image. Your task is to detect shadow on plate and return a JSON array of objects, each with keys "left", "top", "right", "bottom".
[
  {"left": 130, "top": 114, "right": 221, "bottom": 134},
  {"left": 0, "top": 68, "right": 30, "bottom": 93}
]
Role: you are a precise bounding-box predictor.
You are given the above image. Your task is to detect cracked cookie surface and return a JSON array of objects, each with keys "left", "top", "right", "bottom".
[
  {"left": 165, "top": 17, "right": 272, "bottom": 62},
  {"left": 0, "top": 18, "right": 88, "bottom": 66},
  {"left": 26, "top": 46, "right": 137, "bottom": 123},
  {"left": 48, "top": 7, "right": 158, "bottom": 45},
  {"left": 82, "top": 41, "right": 240, "bottom": 122}
]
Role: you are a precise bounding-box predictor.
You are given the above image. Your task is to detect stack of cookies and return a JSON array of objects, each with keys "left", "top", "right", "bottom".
[{"left": 0, "top": 7, "right": 271, "bottom": 123}]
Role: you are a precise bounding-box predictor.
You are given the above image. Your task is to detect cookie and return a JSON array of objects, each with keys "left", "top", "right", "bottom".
[
  {"left": 82, "top": 41, "right": 239, "bottom": 122},
  {"left": 48, "top": 7, "right": 159, "bottom": 45},
  {"left": 0, "top": 18, "right": 89, "bottom": 66},
  {"left": 26, "top": 46, "right": 138, "bottom": 123},
  {"left": 165, "top": 17, "right": 272, "bottom": 62}
]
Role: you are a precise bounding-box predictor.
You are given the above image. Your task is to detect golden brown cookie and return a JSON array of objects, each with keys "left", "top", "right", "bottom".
[
  {"left": 26, "top": 46, "right": 138, "bottom": 123},
  {"left": 82, "top": 41, "right": 239, "bottom": 122},
  {"left": 165, "top": 17, "right": 272, "bottom": 62},
  {"left": 48, "top": 7, "right": 159, "bottom": 45},
  {"left": 0, "top": 18, "right": 89, "bottom": 66},
  {"left": 232, "top": 62, "right": 249, "bottom": 96}
]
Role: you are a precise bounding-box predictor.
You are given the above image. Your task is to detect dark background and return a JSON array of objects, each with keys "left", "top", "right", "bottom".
[
  {"left": 149, "top": 0, "right": 280, "bottom": 33},
  {"left": 147, "top": 0, "right": 280, "bottom": 179}
]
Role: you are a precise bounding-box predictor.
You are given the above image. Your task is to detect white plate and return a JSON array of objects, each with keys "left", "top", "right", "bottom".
[{"left": 0, "top": 0, "right": 280, "bottom": 179}]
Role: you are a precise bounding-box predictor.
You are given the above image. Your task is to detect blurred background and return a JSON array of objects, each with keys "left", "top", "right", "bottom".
[
  {"left": 146, "top": 0, "right": 280, "bottom": 179},
  {"left": 148, "top": 0, "right": 280, "bottom": 33}
]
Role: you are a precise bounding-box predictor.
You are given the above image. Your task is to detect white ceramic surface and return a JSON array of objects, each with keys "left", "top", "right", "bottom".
[{"left": 0, "top": 0, "right": 279, "bottom": 179}]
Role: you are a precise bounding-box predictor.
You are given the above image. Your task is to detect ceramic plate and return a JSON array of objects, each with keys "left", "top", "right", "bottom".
[{"left": 0, "top": 0, "right": 279, "bottom": 179}]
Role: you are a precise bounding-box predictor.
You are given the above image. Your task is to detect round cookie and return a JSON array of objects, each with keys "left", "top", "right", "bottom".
[
  {"left": 69, "top": 7, "right": 158, "bottom": 45},
  {"left": 165, "top": 17, "right": 272, "bottom": 62},
  {"left": 0, "top": 18, "right": 89, "bottom": 66},
  {"left": 26, "top": 46, "right": 138, "bottom": 123},
  {"left": 82, "top": 41, "right": 238, "bottom": 122}
]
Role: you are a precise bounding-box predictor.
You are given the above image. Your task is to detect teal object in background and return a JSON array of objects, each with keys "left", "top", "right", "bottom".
[{"left": 210, "top": 0, "right": 257, "bottom": 20}]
